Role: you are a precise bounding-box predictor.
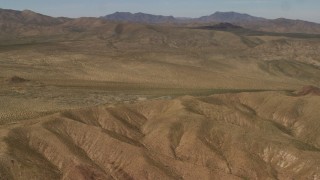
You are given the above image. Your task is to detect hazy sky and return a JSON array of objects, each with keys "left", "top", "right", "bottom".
[{"left": 1, "top": 0, "right": 319, "bottom": 22}]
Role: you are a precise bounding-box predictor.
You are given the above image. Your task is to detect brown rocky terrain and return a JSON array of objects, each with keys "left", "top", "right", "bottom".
[
  {"left": 0, "top": 8, "right": 320, "bottom": 180},
  {"left": 1, "top": 91, "right": 320, "bottom": 179}
]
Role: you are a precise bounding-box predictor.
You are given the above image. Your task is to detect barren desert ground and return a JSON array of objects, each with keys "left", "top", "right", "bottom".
[{"left": 0, "top": 9, "right": 320, "bottom": 179}]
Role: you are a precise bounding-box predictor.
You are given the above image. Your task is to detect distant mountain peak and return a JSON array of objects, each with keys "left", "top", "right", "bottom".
[
  {"left": 212, "top": 11, "right": 256, "bottom": 18},
  {"left": 22, "top": 9, "right": 36, "bottom": 13},
  {"left": 113, "top": 11, "right": 132, "bottom": 15},
  {"left": 198, "top": 11, "right": 266, "bottom": 23},
  {"left": 0, "top": 8, "right": 66, "bottom": 27},
  {"left": 214, "top": 11, "right": 250, "bottom": 15},
  {"left": 102, "top": 12, "right": 175, "bottom": 23},
  {"left": 21, "top": 9, "right": 42, "bottom": 17}
]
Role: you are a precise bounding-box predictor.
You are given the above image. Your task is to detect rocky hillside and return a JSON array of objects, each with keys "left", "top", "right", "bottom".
[{"left": 0, "top": 91, "right": 320, "bottom": 179}]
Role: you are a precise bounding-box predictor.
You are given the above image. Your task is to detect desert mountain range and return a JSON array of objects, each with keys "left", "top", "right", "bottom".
[
  {"left": 0, "top": 8, "right": 320, "bottom": 180},
  {"left": 1, "top": 8, "right": 320, "bottom": 34},
  {"left": 103, "top": 11, "right": 320, "bottom": 34}
]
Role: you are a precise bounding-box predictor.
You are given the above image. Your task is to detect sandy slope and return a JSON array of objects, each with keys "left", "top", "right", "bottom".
[{"left": 0, "top": 91, "right": 319, "bottom": 179}]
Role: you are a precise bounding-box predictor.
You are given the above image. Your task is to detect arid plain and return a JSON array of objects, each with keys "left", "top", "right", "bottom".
[{"left": 0, "top": 9, "right": 320, "bottom": 179}]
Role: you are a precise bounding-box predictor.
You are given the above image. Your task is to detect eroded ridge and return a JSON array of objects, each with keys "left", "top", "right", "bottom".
[{"left": 0, "top": 91, "right": 320, "bottom": 179}]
